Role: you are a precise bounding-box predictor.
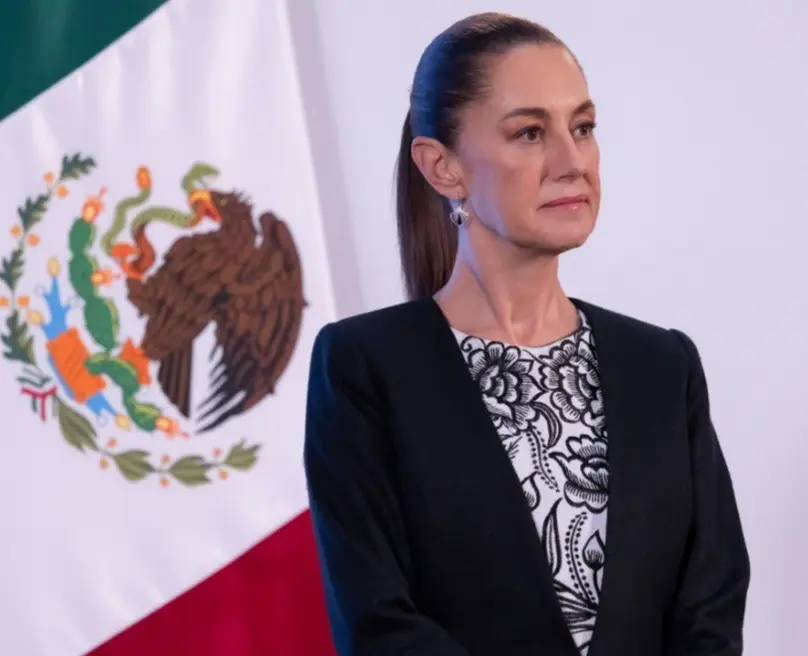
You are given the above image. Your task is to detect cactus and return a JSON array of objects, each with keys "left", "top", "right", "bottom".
[{"left": 66, "top": 212, "right": 163, "bottom": 431}]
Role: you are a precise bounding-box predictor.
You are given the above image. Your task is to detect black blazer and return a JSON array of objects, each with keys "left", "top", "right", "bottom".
[{"left": 303, "top": 297, "right": 750, "bottom": 656}]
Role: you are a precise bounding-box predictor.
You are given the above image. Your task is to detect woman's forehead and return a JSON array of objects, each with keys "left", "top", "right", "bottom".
[{"left": 482, "top": 45, "right": 589, "bottom": 114}]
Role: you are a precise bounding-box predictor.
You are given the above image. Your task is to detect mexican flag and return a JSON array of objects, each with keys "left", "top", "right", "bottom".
[{"left": 0, "top": 1, "right": 337, "bottom": 654}]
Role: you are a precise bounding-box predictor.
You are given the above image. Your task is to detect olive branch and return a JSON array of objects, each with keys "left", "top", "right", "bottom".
[
  {"left": 56, "top": 394, "right": 261, "bottom": 486},
  {"left": 1, "top": 154, "right": 262, "bottom": 486}
]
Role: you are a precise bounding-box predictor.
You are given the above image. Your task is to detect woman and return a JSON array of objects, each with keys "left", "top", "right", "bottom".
[{"left": 304, "top": 12, "right": 749, "bottom": 656}]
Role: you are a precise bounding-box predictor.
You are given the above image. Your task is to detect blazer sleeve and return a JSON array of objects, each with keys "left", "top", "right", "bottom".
[
  {"left": 303, "top": 322, "right": 471, "bottom": 656},
  {"left": 665, "top": 330, "right": 751, "bottom": 655}
]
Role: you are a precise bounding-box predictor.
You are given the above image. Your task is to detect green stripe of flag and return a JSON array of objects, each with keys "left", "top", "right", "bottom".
[{"left": 0, "top": 0, "right": 168, "bottom": 122}]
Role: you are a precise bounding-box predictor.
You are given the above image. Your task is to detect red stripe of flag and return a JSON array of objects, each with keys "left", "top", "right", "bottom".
[{"left": 89, "top": 510, "right": 336, "bottom": 656}]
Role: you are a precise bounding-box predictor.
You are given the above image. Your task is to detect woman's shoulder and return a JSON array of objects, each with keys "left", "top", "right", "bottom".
[
  {"left": 572, "top": 297, "right": 701, "bottom": 367},
  {"left": 316, "top": 298, "right": 437, "bottom": 343},
  {"left": 310, "top": 297, "right": 440, "bottom": 360}
]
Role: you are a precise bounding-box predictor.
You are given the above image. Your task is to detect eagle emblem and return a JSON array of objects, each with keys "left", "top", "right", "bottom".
[{"left": 0, "top": 154, "right": 307, "bottom": 486}]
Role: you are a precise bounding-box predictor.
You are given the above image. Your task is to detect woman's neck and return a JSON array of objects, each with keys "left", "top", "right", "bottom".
[{"left": 434, "top": 234, "right": 579, "bottom": 347}]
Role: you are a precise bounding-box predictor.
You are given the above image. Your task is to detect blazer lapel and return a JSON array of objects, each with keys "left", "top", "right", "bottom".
[
  {"left": 417, "top": 298, "right": 580, "bottom": 653},
  {"left": 570, "top": 298, "right": 663, "bottom": 656}
]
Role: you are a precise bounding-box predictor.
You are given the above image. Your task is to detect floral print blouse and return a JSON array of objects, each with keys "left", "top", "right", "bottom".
[{"left": 453, "top": 310, "right": 609, "bottom": 655}]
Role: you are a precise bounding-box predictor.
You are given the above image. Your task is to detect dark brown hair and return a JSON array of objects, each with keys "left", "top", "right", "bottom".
[{"left": 395, "top": 13, "right": 566, "bottom": 300}]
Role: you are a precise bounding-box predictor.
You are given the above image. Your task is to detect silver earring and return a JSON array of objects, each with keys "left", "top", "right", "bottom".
[{"left": 449, "top": 201, "right": 469, "bottom": 227}]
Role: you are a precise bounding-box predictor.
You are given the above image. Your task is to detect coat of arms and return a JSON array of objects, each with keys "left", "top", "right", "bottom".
[{"left": 0, "top": 154, "right": 306, "bottom": 486}]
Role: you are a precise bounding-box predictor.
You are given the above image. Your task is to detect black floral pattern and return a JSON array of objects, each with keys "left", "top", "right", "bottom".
[
  {"left": 583, "top": 531, "right": 606, "bottom": 575},
  {"left": 551, "top": 435, "right": 609, "bottom": 512},
  {"left": 537, "top": 339, "right": 605, "bottom": 434},
  {"left": 454, "top": 310, "right": 609, "bottom": 656},
  {"left": 463, "top": 341, "right": 540, "bottom": 435}
]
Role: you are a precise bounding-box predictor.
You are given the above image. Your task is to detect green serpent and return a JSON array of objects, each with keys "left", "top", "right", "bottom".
[
  {"left": 100, "top": 162, "right": 220, "bottom": 259},
  {"left": 99, "top": 174, "right": 150, "bottom": 256}
]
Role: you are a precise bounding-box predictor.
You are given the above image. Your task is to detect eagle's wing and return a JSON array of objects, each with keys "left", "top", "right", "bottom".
[
  {"left": 127, "top": 232, "right": 226, "bottom": 417},
  {"left": 196, "top": 215, "right": 305, "bottom": 432}
]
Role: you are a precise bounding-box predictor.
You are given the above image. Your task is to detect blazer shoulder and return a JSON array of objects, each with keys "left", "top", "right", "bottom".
[
  {"left": 314, "top": 298, "right": 434, "bottom": 353},
  {"left": 307, "top": 300, "right": 437, "bottom": 412},
  {"left": 574, "top": 297, "right": 698, "bottom": 365}
]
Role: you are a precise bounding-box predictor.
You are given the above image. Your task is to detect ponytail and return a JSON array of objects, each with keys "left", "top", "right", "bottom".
[{"left": 395, "top": 110, "right": 457, "bottom": 301}]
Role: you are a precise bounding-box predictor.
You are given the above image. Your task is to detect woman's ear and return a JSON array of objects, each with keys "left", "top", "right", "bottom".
[{"left": 410, "top": 136, "right": 467, "bottom": 201}]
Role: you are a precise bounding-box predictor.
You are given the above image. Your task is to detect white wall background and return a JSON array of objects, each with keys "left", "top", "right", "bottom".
[{"left": 290, "top": 0, "right": 808, "bottom": 653}]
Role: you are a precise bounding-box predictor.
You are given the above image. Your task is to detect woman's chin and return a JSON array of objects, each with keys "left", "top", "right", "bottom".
[{"left": 519, "top": 216, "right": 596, "bottom": 254}]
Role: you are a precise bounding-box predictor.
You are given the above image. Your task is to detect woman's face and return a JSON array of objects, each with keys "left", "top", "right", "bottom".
[{"left": 455, "top": 44, "right": 600, "bottom": 255}]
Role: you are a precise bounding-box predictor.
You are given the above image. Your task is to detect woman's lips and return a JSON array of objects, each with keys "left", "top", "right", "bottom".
[{"left": 541, "top": 194, "right": 588, "bottom": 209}]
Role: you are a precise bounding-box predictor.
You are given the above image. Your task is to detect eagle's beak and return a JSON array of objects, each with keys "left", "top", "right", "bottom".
[{"left": 188, "top": 189, "right": 222, "bottom": 224}]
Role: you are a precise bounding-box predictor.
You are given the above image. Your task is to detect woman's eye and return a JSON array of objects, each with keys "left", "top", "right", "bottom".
[
  {"left": 517, "top": 126, "right": 543, "bottom": 141},
  {"left": 574, "top": 121, "right": 597, "bottom": 138}
]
